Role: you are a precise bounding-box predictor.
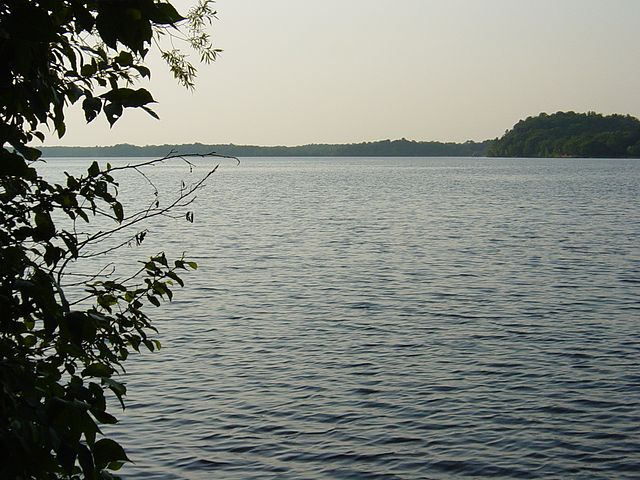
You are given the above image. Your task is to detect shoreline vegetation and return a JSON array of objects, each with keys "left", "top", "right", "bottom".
[
  {"left": 487, "top": 112, "right": 640, "bottom": 158},
  {"left": 40, "top": 112, "right": 640, "bottom": 158},
  {"left": 41, "top": 138, "right": 491, "bottom": 158}
]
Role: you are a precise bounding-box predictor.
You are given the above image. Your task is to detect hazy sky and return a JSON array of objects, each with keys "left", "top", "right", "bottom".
[{"left": 51, "top": 0, "right": 640, "bottom": 146}]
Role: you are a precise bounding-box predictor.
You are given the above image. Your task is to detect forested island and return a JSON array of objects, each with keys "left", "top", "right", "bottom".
[
  {"left": 40, "top": 112, "right": 640, "bottom": 158},
  {"left": 40, "top": 139, "right": 490, "bottom": 158},
  {"left": 488, "top": 112, "right": 640, "bottom": 158}
]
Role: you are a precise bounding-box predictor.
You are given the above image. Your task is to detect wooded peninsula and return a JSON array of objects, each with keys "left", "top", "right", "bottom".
[
  {"left": 488, "top": 112, "right": 640, "bottom": 158},
  {"left": 41, "top": 112, "right": 640, "bottom": 158}
]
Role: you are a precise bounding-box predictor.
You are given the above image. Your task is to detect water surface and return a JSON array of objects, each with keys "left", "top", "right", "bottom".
[{"left": 43, "top": 157, "right": 640, "bottom": 479}]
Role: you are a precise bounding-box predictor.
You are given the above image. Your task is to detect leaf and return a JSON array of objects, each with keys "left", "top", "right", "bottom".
[
  {"left": 34, "top": 212, "right": 56, "bottom": 241},
  {"left": 43, "top": 245, "right": 63, "bottom": 266},
  {"left": 82, "top": 363, "right": 114, "bottom": 378},
  {"left": 77, "top": 209, "right": 89, "bottom": 222},
  {"left": 82, "top": 96, "right": 102, "bottom": 122},
  {"left": 107, "top": 461, "right": 125, "bottom": 472},
  {"left": 102, "top": 88, "right": 155, "bottom": 108},
  {"left": 93, "top": 438, "right": 130, "bottom": 470},
  {"left": 77, "top": 443, "right": 96, "bottom": 480},
  {"left": 15, "top": 144, "right": 42, "bottom": 161},
  {"left": 88, "top": 382, "right": 107, "bottom": 413},
  {"left": 54, "top": 104, "right": 67, "bottom": 138},
  {"left": 147, "top": 295, "right": 160, "bottom": 307},
  {"left": 66, "top": 173, "right": 80, "bottom": 189},
  {"left": 95, "top": 6, "right": 119, "bottom": 49},
  {"left": 112, "top": 202, "right": 124, "bottom": 223},
  {"left": 81, "top": 62, "right": 97, "bottom": 77},
  {"left": 141, "top": 105, "right": 159, "bottom": 120},
  {"left": 92, "top": 410, "right": 119, "bottom": 424},
  {"left": 115, "top": 51, "right": 133, "bottom": 66},
  {"left": 67, "top": 84, "right": 84, "bottom": 104},
  {"left": 150, "top": 2, "right": 185, "bottom": 24},
  {"left": 88, "top": 161, "right": 100, "bottom": 177},
  {"left": 133, "top": 64, "right": 151, "bottom": 78},
  {"left": 97, "top": 294, "right": 118, "bottom": 311},
  {"left": 0, "top": 150, "right": 36, "bottom": 178},
  {"left": 166, "top": 271, "right": 184, "bottom": 287},
  {"left": 81, "top": 409, "right": 102, "bottom": 447},
  {"left": 56, "top": 441, "right": 78, "bottom": 475},
  {"left": 103, "top": 102, "right": 123, "bottom": 127},
  {"left": 135, "top": 231, "right": 147, "bottom": 245},
  {"left": 60, "top": 231, "right": 79, "bottom": 258},
  {"left": 102, "top": 378, "right": 127, "bottom": 399},
  {"left": 152, "top": 253, "right": 168, "bottom": 266},
  {"left": 187, "top": 261, "right": 198, "bottom": 270}
]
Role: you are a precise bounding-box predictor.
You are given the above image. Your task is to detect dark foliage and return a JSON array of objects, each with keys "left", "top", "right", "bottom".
[
  {"left": 1, "top": 1, "right": 220, "bottom": 478},
  {"left": 487, "top": 111, "right": 640, "bottom": 158}
]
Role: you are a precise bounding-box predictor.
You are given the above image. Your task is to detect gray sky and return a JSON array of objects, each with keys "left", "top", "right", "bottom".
[{"left": 51, "top": 0, "right": 640, "bottom": 146}]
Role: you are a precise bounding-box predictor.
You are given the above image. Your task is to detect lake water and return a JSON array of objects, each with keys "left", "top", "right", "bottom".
[{"left": 42, "top": 157, "right": 640, "bottom": 479}]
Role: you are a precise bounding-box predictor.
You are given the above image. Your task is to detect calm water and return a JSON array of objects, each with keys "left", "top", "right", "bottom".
[{"left": 43, "top": 157, "right": 640, "bottom": 479}]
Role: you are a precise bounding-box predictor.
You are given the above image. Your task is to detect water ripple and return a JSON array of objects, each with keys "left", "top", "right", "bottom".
[{"left": 43, "top": 157, "right": 640, "bottom": 478}]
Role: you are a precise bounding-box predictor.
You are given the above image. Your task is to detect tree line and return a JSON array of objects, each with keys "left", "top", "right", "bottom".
[
  {"left": 42, "top": 112, "right": 640, "bottom": 159},
  {"left": 487, "top": 111, "right": 640, "bottom": 158},
  {"left": 41, "top": 139, "right": 491, "bottom": 158}
]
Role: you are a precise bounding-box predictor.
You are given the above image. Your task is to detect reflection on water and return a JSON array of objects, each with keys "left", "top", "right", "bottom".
[{"left": 42, "top": 157, "right": 640, "bottom": 478}]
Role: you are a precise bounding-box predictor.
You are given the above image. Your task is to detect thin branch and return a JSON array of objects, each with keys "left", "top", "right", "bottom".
[
  {"left": 105, "top": 150, "right": 238, "bottom": 174},
  {"left": 61, "top": 263, "right": 117, "bottom": 287},
  {"left": 55, "top": 152, "right": 236, "bottom": 282},
  {"left": 77, "top": 163, "right": 218, "bottom": 250}
]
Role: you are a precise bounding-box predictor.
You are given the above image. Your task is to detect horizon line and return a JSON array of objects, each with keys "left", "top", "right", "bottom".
[{"left": 41, "top": 138, "right": 493, "bottom": 149}]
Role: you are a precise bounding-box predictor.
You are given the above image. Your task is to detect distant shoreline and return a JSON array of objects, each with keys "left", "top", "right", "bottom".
[
  {"left": 38, "top": 112, "right": 640, "bottom": 159},
  {"left": 39, "top": 139, "right": 491, "bottom": 158}
]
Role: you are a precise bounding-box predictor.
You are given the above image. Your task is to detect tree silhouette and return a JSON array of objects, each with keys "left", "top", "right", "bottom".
[{"left": 0, "top": 1, "right": 228, "bottom": 478}]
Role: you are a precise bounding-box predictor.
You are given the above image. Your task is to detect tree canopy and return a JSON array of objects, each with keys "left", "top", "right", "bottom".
[
  {"left": 38, "top": 139, "right": 492, "bottom": 158},
  {"left": 1, "top": 1, "right": 220, "bottom": 478},
  {"left": 487, "top": 111, "right": 640, "bottom": 158}
]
